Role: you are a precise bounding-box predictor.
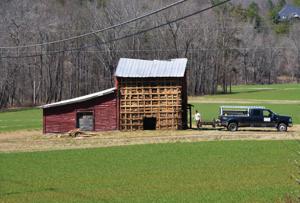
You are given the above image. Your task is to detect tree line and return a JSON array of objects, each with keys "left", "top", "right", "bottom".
[{"left": 0, "top": 0, "right": 300, "bottom": 109}]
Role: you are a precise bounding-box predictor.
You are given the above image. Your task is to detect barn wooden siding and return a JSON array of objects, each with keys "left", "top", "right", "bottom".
[
  {"left": 117, "top": 77, "right": 188, "bottom": 131},
  {"left": 43, "top": 93, "right": 117, "bottom": 133}
]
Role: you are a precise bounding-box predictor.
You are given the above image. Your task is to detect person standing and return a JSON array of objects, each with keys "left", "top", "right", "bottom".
[{"left": 194, "top": 110, "right": 202, "bottom": 129}]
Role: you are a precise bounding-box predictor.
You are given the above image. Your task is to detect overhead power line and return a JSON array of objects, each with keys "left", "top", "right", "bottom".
[
  {"left": 0, "top": 0, "right": 188, "bottom": 49},
  {"left": 2, "top": 47, "right": 297, "bottom": 55},
  {"left": 1, "top": 0, "right": 231, "bottom": 59}
]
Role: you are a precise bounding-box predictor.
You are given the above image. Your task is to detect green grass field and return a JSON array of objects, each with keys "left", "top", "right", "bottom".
[
  {"left": 1, "top": 84, "right": 300, "bottom": 202},
  {"left": 0, "top": 108, "right": 42, "bottom": 132},
  {"left": 0, "top": 141, "right": 298, "bottom": 203}
]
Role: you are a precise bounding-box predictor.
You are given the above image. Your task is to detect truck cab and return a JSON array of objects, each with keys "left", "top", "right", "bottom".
[{"left": 219, "top": 106, "right": 293, "bottom": 132}]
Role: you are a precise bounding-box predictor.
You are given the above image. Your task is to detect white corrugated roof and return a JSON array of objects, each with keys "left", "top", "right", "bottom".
[
  {"left": 115, "top": 58, "right": 187, "bottom": 78},
  {"left": 41, "top": 87, "right": 116, "bottom": 109}
]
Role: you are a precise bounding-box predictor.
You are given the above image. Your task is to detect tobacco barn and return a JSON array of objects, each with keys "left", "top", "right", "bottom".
[
  {"left": 115, "top": 58, "right": 188, "bottom": 131},
  {"left": 42, "top": 88, "right": 117, "bottom": 133}
]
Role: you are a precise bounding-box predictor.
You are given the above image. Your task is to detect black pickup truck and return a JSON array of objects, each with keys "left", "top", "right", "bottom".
[{"left": 218, "top": 106, "right": 293, "bottom": 132}]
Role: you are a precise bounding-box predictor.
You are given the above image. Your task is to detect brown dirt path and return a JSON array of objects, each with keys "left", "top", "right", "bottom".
[{"left": 1, "top": 125, "right": 300, "bottom": 153}]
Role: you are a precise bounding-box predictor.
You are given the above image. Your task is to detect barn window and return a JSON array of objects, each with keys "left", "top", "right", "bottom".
[{"left": 76, "top": 112, "right": 94, "bottom": 131}]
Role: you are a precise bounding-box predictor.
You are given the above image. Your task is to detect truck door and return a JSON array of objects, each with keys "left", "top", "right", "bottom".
[
  {"left": 250, "top": 109, "right": 263, "bottom": 127},
  {"left": 262, "top": 109, "right": 275, "bottom": 127}
]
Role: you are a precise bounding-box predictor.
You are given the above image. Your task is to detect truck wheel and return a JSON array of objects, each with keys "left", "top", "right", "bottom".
[
  {"left": 277, "top": 123, "right": 287, "bottom": 132},
  {"left": 227, "top": 122, "right": 238, "bottom": 132}
]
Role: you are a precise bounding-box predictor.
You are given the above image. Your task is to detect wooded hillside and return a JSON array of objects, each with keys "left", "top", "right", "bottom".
[{"left": 0, "top": 0, "right": 300, "bottom": 108}]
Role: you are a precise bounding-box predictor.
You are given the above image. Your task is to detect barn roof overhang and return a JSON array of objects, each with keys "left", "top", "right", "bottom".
[
  {"left": 115, "top": 58, "right": 188, "bottom": 78},
  {"left": 40, "top": 87, "right": 116, "bottom": 109}
]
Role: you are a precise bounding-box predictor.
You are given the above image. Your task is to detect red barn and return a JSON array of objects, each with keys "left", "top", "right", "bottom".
[
  {"left": 41, "top": 58, "right": 189, "bottom": 134},
  {"left": 41, "top": 88, "right": 117, "bottom": 133}
]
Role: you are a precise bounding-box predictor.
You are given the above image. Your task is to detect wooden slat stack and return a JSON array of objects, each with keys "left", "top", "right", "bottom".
[{"left": 118, "top": 78, "right": 184, "bottom": 131}]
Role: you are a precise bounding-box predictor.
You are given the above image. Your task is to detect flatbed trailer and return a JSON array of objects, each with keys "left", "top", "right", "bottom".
[{"left": 199, "top": 119, "right": 219, "bottom": 128}]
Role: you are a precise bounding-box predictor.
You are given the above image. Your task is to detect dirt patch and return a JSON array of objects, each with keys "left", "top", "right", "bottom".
[
  {"left": 1, "top": 126, "right": 300, "bottom": 153},
  {"left": 0, "top": 130, "right": 40, "bottom": 141}
]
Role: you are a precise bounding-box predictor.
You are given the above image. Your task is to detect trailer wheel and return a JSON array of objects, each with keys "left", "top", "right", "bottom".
[
  {"left": 277, "top": 123, "right": 287, "bottom": 132},
  {"left": 227, "top": 122, "right": 238, "bottom": 132}
]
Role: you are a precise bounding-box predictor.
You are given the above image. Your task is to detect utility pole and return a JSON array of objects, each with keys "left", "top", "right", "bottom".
[{"left": 33, "top": 55, "right": 36, "bottom": 106}]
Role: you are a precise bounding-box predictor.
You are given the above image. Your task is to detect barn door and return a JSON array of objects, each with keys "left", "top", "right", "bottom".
[
  {"left": 143, "top": 117, "right": 157, "bottom": 130},
  {"left": 76, "top": 112, "right": 94, "bottom": 131}
]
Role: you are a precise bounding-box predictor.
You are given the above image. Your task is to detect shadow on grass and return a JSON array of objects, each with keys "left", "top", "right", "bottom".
[
  {"left": 189, "top": 127, "right": 293, "bottom": 133},
  {"left": 0, "top": 107, "right": 39, "bottom": 113},
  {"left": 1, "top": 179, "right": 90, "bottom": 199},
  {"left": 1, "top": 187, "right": 58, "bottom": 196},
  {"left": 237, "top": 129, "right": 290, "bottom": 133},
  {"left": 212, "top": 88, "right": 274, "bottom": 96},
  {"left": 190, "top": 127, "right": 224, "bottom": 131}
]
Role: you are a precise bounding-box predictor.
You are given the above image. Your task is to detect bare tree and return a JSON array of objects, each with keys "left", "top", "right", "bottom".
[{"left": 0, "top": 0, "right": 299, "bottom": 109}]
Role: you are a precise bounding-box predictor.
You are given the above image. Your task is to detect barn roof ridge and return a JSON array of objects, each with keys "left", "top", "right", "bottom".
[
  {"left": 115, "top": 58, "right": 188, "bottom": 78},
  {"left": 40, "top": 87, "right": 116, "bottom": 109}
]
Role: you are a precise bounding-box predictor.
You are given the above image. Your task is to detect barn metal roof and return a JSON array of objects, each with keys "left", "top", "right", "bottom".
[
  {"left": 115, "top": 58, "right": 188, "bottom": 78},
  {"left": 41, "top": 87, "right": 116, "bottom": 109}
]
